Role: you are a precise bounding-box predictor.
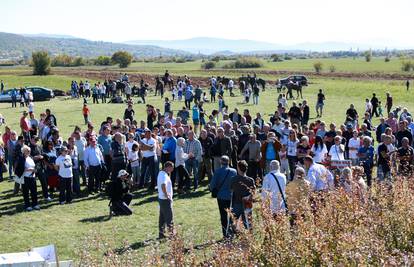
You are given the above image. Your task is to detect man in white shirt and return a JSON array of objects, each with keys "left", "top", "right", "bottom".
[
  {"left": 157, "top": 161, "right": 175, "bottom": 239},
  {"left": 74, "top": 131, "right": 87, "bottom": 185},
  {"left": 139, "top": 129, "right": 156, "bottom": 190},
  {"left": 261, "top": 160, "right": 287, "bottom": 214},
  {"left": 228, "top": 79, "right": 234, "bottom": 96},
  {"left": 304, "top": 156, "right": 334, "bottom": 192},
  {"left": 84, "top": 137, "right": 104, "bottom": 194},
  {"left": 54, "top": 146, "right": 73, "bottom": 204}
]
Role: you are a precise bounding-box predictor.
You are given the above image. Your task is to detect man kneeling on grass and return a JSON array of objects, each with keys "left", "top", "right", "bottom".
[
  {"left": 109, "top": 170, "right": 133, "bottom": 216},
  {"left": 157, "top": 161, "right": 175, "bottom": 239}
]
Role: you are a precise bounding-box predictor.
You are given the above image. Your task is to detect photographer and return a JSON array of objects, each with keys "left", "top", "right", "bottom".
[{"left": 109, "top": 170, "right": 133, "bottom": 216}]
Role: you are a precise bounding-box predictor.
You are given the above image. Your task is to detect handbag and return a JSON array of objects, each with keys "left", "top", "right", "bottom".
[
  {"left": 211, "top": 170, "right": 230, "bottom": 198},
  {"left": 270, "top": 173, "right": 288, "bottom": 213}
]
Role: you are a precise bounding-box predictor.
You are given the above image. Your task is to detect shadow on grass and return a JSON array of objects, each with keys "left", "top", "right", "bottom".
[
  {"left": 0, "top": 192, "right": 102, "bottom": 216},
  {"left": 79, "top": 215, "right": 111, "bottom": 223},
  {"left": 113, "top": 238, "right": 158, "bottom": 255}
]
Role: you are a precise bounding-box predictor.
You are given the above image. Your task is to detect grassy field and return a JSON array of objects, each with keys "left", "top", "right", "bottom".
[{"left": 0, "top": 62, "right": 413, "bottom": 263}]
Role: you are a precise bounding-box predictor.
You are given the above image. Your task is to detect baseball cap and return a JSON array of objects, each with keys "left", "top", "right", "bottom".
[{"left": 118, "top": 169, "right": 129, "bottom": 177}]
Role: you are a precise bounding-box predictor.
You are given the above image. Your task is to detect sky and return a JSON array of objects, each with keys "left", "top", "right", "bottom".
[{"left": 1, "top": 0, "right": 413, "bottom": 47}]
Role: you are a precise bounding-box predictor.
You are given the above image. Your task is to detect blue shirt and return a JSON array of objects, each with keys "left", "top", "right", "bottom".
[
  {"left": 265, "top": 143, "right": 276, "bottom": 160},
  {"left": 97, "top": 135, "right": 112, "bottom": 155},
  {"left": 210, "top": 166, "right": 237, "bottom": 200},
  {"left": 84, "top": 146, "right": 104, "bottom": 167},
  {"left": 358, "top": 145, "right": 374, "bottom": 165},
  {"left": 163, "top": 136, "right": 177, "bottom": 161},
  {"left": 192, "top": 106, "right": 200, "bottom": 120}
]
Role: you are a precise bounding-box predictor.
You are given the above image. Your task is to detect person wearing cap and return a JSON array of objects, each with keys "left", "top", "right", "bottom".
[
  {"left": 210, "top": 155, "right": 237, "bottom": 238},
  {"left": 109, "top": 170, "right": 133, "bottom": 216},
  {"left": 84, "top": 137, "right": 104, "bottom": 194},
  {"left": 54, "top": 146, "right": 73, "bottom": 204},
  {"left": 328, "top": 136, "right": 345, "bottom": 161}
]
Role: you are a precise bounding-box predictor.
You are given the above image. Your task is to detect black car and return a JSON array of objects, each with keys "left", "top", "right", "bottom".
[
  {"left": 276, "top": 75, "right": 308, "bottom": 89},
  {"left": 0, "top": 86, "right": 55, "bottom": 102}
]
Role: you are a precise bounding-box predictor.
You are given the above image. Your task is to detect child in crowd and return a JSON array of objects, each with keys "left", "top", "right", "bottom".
[
  {"left": 172, "top": 86, "right": 177, "bottom": 101},
  {"left": 82, "top": 104, "right": 90, "bottom": 125},
  {"left": 129, "top": 143, "right": 141, "bottom": 186},
  {"left": 378, "top": 101, "right": 383, "bottom": 117}
]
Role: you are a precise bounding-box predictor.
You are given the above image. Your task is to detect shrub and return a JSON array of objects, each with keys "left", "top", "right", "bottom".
[
  {"left": 223, "top": 57, "right": 263, "bottom": 69},
  {"left": 211, "top": 56, "right": 221, "bottom": 62},
  {"left": 329, "top": 65, "right": 336, "bottom": 73},
  {"left": 313, "top": 62, "right": 323, "bottom": 74},
  {"left": 174, "top": 57, "right": 186, "bottom": 63},
  {"left": 111, "top": 51, "right": 133, "bottom": 68},
  {"left": 401, "top": 61, "right": 413, "bottom": 72},
  {"left": 32, "top": 51, "right": 51, "bottom": 75},
  {"left": 202, "top": 61, "right": 216, "bottom": 69},
  {"left": 144, "top": 178, "right": 414, "bottom": 266},
  {"left": 284, "top": 55, "right": 293, "bottom": 60},
  {"left": 95, "top": 56, "right": 112, "bottom": 66},
  {"left": 52, "top": 54, "right": 84, "bottom": 67},
  {"left": 270, "top": 54, "right": 283, "bottom": 62},
  {"left": 384, "top": 56, "right": 391, "bottom": 62},
  {"left": 364, "top": 50, "right": 372, "bottom": 62}
]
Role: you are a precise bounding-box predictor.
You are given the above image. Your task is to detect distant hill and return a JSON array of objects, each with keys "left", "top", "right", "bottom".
[
  {"left": 125, "top": 37, "right": 397, "bottom": 55},
  {"left": 0, "top": 32, "right": 191, "bottom": 61},
  {"left": 125, "top": 37, "right": 287, "bottom": 55}
]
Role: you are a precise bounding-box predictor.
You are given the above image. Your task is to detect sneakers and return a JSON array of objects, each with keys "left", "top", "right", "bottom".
[
  {"left": 45, "top": 197, "right": 52, "bottom": 202},
  {"left": 60, "top": 201, "right": 66, "bottom": 205},
  {"left": 33, "top": 205, "right": 40, "bottom": 210},
  {"left": 25, "top": 207, "right": 33, "bottom": 212}
]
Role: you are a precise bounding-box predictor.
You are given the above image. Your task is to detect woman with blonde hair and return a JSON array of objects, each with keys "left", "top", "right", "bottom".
[
  {"left": 19, "top": 145, "right": 39, "bottom": 211},
  {"left": 175, "top": 137, "right": 191, "bottom": 193}
]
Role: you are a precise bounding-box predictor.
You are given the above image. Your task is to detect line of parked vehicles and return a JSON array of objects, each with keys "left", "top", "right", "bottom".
[{"left": 0, "top": 87, "right": 54, "bottom": 102}]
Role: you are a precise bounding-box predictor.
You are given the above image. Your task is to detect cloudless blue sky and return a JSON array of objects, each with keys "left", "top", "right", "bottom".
[{"left": 1, "top": 0, "right": 413, "bottom": 47}]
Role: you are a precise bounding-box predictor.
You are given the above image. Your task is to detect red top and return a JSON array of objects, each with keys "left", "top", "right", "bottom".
[{"left": 20, "top": 117, "right": 30, "bottom": 132}]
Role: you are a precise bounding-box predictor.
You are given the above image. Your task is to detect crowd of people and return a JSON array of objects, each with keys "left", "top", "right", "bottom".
[{"left": 1, "top": 72, "right": 413, "bottom": 240}]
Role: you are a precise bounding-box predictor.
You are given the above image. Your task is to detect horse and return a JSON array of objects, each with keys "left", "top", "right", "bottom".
[
  {"left": 285, "top": 83, "right": 303, "bottom": 99},
  {"left": 238, "top": 76, "right": 266, "bottom": 91},
  {"left": 162, "top": 76, "right": 173, "bottom": 90},
  {"left": 216, "top": 76, "right": 230, "bottom": 88}
]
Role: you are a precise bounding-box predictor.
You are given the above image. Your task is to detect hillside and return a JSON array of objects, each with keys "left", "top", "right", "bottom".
[{"left": 0, "top": 32, "right": 191, "bottom": 61}]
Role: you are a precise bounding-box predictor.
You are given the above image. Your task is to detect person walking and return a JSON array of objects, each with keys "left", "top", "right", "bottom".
[
  {"left": 406, "top": 80, "right": 410, "bottom": 91},
  {"left": 261, "top": 160, "right": 287, "bottom": 215},
  {"left": 157, "top": 161, "right": 175, "bottom": 239},
  {"left": 230, "top": 160, "right": 256, "bottom": 232},
  {"left": 316, "top": 89, "right": 325, "bottom": 118},
  {"left": 210, "top": 156, "right": 237, "bottom": 238}
]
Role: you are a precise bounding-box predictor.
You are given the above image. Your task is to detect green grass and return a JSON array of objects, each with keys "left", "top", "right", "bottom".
[{"left": 0, "top": 68, "right": 413, "bottom": 263}]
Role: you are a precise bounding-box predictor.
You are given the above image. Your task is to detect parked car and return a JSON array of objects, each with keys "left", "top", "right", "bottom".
[
  {"left": 276, "top": 75, "right": 308, "bottom": 89},
  {"left": 0, "top": 87, "right": 55, "bottom": 102}
]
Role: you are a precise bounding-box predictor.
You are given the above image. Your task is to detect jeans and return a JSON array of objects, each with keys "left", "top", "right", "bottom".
[
  {"left": 37, "top": 168, "right": 49, "bottom": 199},
  {"left": 287, "top": 155, "right": 298, "bottom": 181},
  {"left": 72, "top": 168, "right": 81, "bottom": 195},
  {"left": 140, "top": 156, "right": 156, "bottom": 189},
  {"left": 185, "top": 158, "right": 199, "bottom": 189},
  {"left": 217, "top": 198, "right": 232, "bottom": 238},
  {"left": 22, "top": 177, "right": 38, "bottom": 208},
  {"left": 79, "top": 160, "right": 86, "bottom": 185},
  {"left": 87, "top": 165, "right": 101, "bottom": 192},
  {"left": 8, "top": 155, "right": 14, "bottom": 178},
  {"left": 111, "top": 160, "right": 126, "bottom": 180},
  {"left": 59, "top": 177, "right": 73, "bottom": 203},
  {"left": 232, "top": 202, "right": 250, "bottom": 230},
  {"left": 253, "top": 95, "right": 259, "bottom": 105},
  {"left": 199, "top": 156, "right": 213, "bottom": 182},
  {"left": 247, "top": 161, "right": 262, "bottom": 182},
  {"left": 111, "top": 193, "right": 133, "bottom": 216},
  {"left": 131, "top": 165, "right": 141, "bottom": 185},
  {"left": 213, "top": 156, "right": 222, "bottom": 172},
  {"left": 176, "top": 165, "right": 190, "bottom": 190},
  {"left": 159, "top": 198, "right": 174, "bottom": 238}
]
